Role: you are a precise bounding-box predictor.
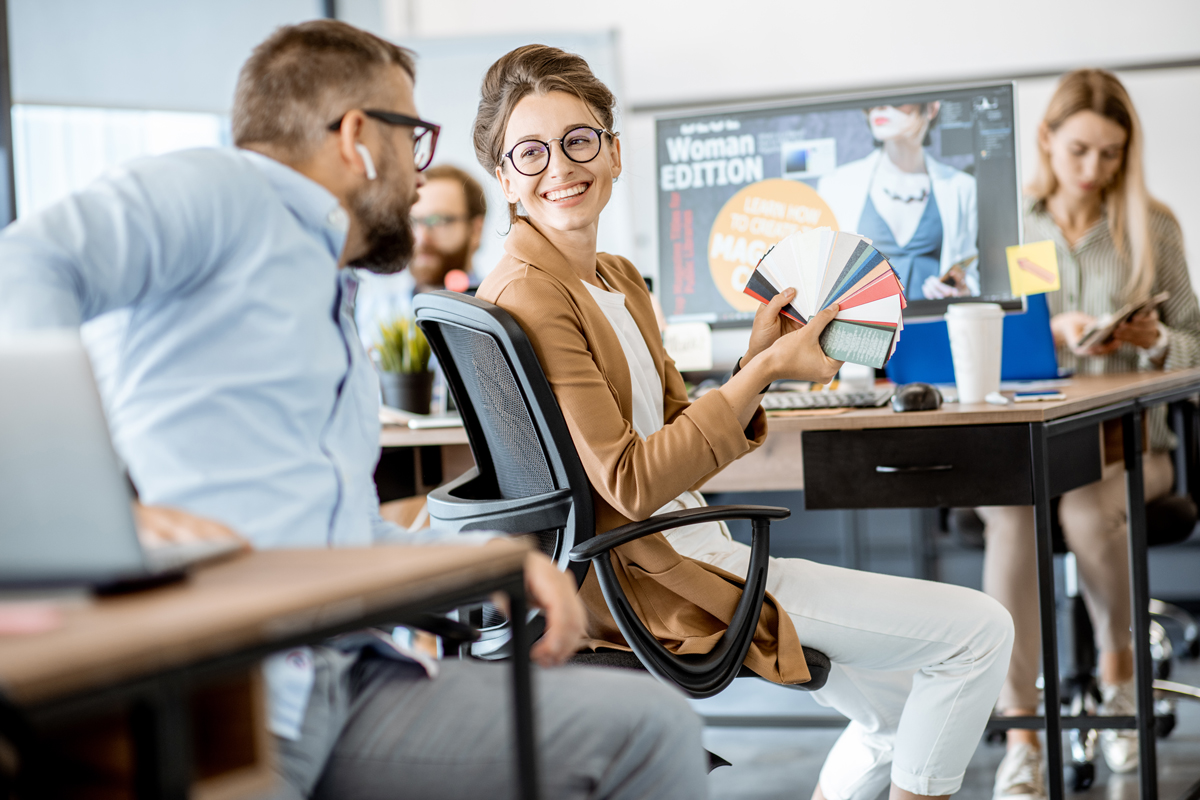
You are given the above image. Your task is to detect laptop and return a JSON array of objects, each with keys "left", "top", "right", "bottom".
[
  {"left": 0, "top": 332, "right": 243, "bottom": 589},
  {"left": 885, "top": 293, "right": 1064, "bottom": 385}
]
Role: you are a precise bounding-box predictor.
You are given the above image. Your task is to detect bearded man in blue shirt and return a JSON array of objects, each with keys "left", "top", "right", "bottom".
[{"left": 0, "top": 20, "right": 706, "bottom": 800}]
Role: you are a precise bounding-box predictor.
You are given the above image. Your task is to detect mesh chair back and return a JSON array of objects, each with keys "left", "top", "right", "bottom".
[
  {"left": 413, "top": 293, "right": 828, "bottom": 697},
  {"left": 440, "top": 326, "right": 555, "bottom": 499},
  {"left": 414, "top": 292, "right": 594, "bottom": 582}
]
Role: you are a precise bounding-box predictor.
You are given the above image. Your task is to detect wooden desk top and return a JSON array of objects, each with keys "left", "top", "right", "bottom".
[
  {"left": 376, "top": 369, "right": 1200, "bottom": 448},
  {"left": 695, "top": 370, "right": 1200, "bottom": 493},
  {"left": 766, "top": 369, "right": 1200, "bottom": 433},
  {"left": 0, "top": 544, "right": 525, "bottom": 706},
  {"left": 380, "top": 424, "right": 469, "bottom": 448}
]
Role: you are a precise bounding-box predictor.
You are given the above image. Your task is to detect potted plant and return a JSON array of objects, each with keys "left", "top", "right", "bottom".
[{"left": 375, "top": 316, "right": 434, "bottom": 414}]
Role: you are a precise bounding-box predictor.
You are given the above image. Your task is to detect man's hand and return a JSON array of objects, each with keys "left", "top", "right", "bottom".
[
  {"left": 1113, "top": 309, "right": 1161, "bottom": 350},
  {"left": 743, "top": 287, "right": 803, "bottom": 367},
  {"left": 522, "top": 552, "right": 587, "bottom": 667},
  {"left": 132, "top": 503, "right": 252, "bottom": 551}
]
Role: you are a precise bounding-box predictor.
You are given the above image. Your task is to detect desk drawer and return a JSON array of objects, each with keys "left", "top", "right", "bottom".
[{"left": 802, "top": 424, "right": 1035, "bottom": 509}]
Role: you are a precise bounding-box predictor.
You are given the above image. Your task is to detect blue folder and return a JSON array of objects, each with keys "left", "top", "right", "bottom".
[{"left": 885, "top": 294, "right": 1061, "bottom": 385}]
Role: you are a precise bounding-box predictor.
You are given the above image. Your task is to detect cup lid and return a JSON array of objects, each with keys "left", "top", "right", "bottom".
[{"left": 945, "top": 302, "right": 1004, "bottom": 318}]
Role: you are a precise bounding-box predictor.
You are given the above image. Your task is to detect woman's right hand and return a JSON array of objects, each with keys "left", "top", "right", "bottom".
[
  {"left": 761, "top": 304, "right": 844, "bottom": 384},
  {"left": 1051, "top": 310, "right": 1120, "bottom": 357},
  {"left": 743, "top": 287, "right": 802, "bottom": 365}
]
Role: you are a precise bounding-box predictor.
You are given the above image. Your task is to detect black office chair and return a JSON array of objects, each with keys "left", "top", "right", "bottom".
[
  {"left": 412, "top": 290, "right": 830, "bottom": 701},
  {"left": 947, "top": 400, "right": 1200, "bottom": 790}
]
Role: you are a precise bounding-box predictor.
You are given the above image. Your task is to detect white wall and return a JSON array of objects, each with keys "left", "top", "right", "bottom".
[
  {"left": 9, "top": 0, "right": 321, "bottom": 112},
  {"left": 401, "top": 0, "right": 1198, "bottom": 107}
]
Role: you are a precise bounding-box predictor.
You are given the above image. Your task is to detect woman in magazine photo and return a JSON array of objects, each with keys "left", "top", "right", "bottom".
[
  {"left": 978, "top": 68, "right": 1200, "bottom": 800},
  {"left": 818, "top": 102, "right": 978, "bottom": 301},
  {"left": 474, "top": 44, "right": 1013, "bottom": 800}
]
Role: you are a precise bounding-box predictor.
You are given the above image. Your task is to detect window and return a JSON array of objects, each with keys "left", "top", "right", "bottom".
[{"left": 12, "top": 105, "right": 230, "bottom": 217}]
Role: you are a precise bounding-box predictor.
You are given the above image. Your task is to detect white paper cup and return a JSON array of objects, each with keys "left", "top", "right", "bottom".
[{"left": 945, "top": 303, "right": 1004, "bottom": 404}]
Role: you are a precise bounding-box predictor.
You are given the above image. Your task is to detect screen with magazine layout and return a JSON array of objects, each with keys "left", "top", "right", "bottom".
[{"left": 655, "top": 82, "right": 1023, "bottom": 326}]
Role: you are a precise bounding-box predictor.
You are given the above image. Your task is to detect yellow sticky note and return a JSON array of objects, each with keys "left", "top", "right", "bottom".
[{"left": 1006, "top": 240, "right": 1060, "bottom": 295}]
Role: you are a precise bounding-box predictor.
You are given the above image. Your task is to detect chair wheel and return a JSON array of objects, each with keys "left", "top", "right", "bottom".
[
  {"left": 1156, "top": 713, "right": 1176, "bottom": 738},
  {"left": 1067, "top": 762, "right": 1095, "bottom": 792}
]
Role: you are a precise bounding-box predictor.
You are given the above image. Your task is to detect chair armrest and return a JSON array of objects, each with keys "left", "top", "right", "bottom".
[
  {"left": 578, "top": 504, "right": 789, "bottom": 698},
  {"left": 568, "top": 505, "right": 789, "bottom": 562}
]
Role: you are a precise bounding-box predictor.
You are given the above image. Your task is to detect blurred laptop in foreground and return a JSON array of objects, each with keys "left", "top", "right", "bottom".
[{"left": 0, "top": 333, "right": 244, "bottom": 589}]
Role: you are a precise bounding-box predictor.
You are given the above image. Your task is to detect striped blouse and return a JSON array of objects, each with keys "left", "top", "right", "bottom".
[{"left": 1026, "top": 198, "right": 1200, "bottom": 451}]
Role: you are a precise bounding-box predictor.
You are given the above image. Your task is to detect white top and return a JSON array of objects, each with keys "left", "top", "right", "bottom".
[
  {"left": 582, "top": 278, "right": 733, "bottom": 553},
  {"left": 583, "top": 279, "right": 663, "bottom": 439}
]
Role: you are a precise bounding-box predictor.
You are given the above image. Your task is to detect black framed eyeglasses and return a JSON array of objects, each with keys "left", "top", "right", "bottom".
[
  {"left": 327, "top": 109, "right": 441, "bottom": 171},
  {"left": 502, "top": 126, "right": 613, "bottom": 176}
]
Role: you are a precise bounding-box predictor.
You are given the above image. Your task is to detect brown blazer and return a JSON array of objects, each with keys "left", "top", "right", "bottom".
[{"left": 477, "top": 219, "right": 810, "bottom": 685}]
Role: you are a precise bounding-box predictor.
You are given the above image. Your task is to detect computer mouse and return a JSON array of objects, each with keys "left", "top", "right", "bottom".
[{"left": 890, "top": 382, "right": 943, "bottom": 413}]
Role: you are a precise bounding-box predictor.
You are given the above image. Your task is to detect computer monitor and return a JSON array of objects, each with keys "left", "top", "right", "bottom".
[{"left": 655, "top": 81, "right": 1023, "bottom": 338}]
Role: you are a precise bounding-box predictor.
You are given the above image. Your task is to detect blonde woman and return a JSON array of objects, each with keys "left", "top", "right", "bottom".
[{"left": 980, "top": 69, "right": 1200, "bottom": 800}]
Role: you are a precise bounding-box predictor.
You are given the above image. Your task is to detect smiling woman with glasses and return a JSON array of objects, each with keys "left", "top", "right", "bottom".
[
  {"left": 328, "top": 109, "right": 441, "bottom": 171},
  {"left": 474, "top": 43, "right": 1016, "bottom": 800}
]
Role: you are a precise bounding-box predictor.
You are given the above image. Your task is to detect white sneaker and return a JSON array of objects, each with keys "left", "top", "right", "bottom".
[
  {"left": 994, "top": 742, "right": 1047, "bottom": 800},
  {"left": 1099, "top": 679, "right": 1139, "bottom": 773}
]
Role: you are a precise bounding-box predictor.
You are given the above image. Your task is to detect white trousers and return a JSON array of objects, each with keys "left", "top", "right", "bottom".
[{"left": 663, "top": 496, "right": 1014, "bottom": 798}]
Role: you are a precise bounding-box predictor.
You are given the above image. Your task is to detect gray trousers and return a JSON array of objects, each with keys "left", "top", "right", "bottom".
[{"left": 269, "top": 648, "right": 708, "bottom": 799}]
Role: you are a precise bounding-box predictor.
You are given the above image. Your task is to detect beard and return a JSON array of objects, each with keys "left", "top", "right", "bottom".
[
  {"left": 347, "top": 162, "right": 417, "bottom": 275},
  {"left": 409, "top": 236, "right": 471, "bottom": 289}
]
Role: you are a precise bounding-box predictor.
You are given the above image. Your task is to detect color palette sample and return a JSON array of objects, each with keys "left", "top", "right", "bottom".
[{"left": 743, "top": 228, "right": 906, "bottom": 369}]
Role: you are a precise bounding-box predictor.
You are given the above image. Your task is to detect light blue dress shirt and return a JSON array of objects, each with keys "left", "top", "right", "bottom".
[
  {"left": 0, "top": 148, "right": 402, "bottom": 549},
  {"left": 0, "top": 148, "right": 454, "bottom": 738}
]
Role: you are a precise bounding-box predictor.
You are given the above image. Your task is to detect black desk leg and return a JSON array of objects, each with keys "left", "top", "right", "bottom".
[
  {"left": 130, "top": 674, "right": 191, "bottom": 800},
  {"left": 0, "top": 694, "right": 35, "bottom": 796},
  {"left": 1123, "top": 408, "right": 1158, "bottom": 799},
  {"left": 508, "top": 577, "right": 541, "bottom": 800},
  {"left": 1030, "top": 422, "right": 1065, "bottom": 800}
]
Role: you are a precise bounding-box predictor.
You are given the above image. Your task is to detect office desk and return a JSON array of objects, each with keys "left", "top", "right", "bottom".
[
  {"left": 0, "top": 544, "right": 537, "bottom": 800},
  {"left": 385, "top": 369, "right": 1200, "bottom": 800},
  {"left": 713, "top": 370, "right": 1200, "bottom": 800}
]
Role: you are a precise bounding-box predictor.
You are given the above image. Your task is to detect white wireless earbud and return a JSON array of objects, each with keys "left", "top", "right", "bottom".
[{"left": 355, "top": 143, "right": 377, "bottom": 180}]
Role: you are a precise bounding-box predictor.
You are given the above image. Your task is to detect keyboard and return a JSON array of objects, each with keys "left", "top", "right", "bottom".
[{"left": 761, "top": 386, "right": 895, "bottom": 411}]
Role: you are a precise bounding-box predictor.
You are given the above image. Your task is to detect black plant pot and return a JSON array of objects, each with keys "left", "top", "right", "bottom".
[{"left": 379, "top": 371, "right": 433, "bottom": 414}]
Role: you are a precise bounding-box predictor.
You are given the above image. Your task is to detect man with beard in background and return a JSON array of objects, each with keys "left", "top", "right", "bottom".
[
  {"left": 0, "top": 20, "right": 706, "bottom": 800},
  {"left": 355, "top": 163, "right": 487, "bottom": 352}
]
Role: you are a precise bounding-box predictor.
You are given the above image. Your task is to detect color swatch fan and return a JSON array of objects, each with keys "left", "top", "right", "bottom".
[{"left": 743, "top": 228, "right": 906, "bottom": 369}]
